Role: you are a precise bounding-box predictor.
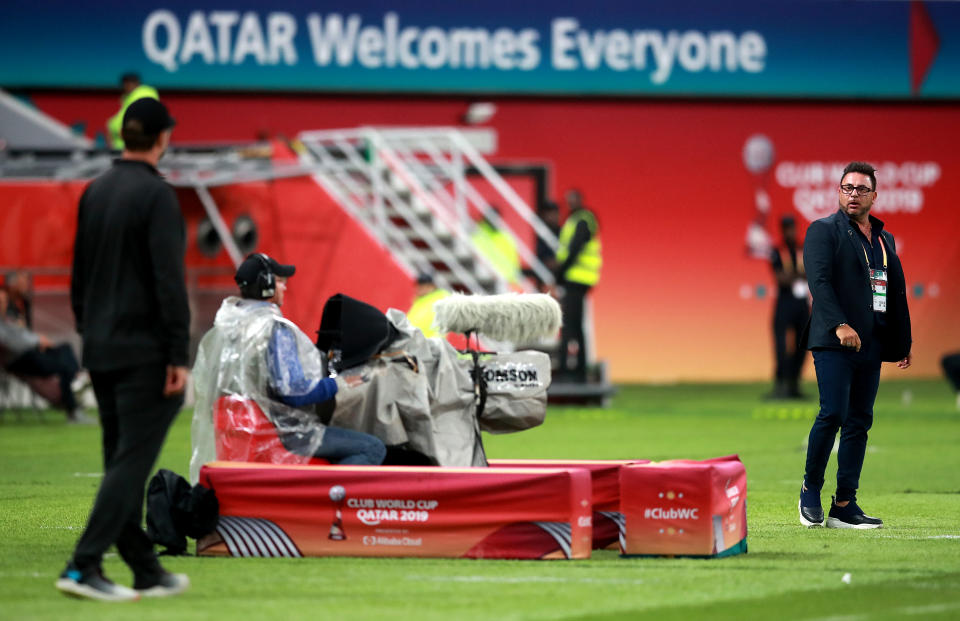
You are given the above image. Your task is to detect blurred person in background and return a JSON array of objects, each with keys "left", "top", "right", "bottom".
[
  {"left": 4, "top": 270, "right": 33, "bottom": 328},
  {"left": 0, "top": 287, "right": 88, "bottom": 423},
  {"left": 59, "top": 98, "right": 190, "bottom": 602},
  {"left": 768, "top": 216, "right": 809, "bottom": 399},
  {"left": 555, "top": 189, "right": 602, "bottom": 382},
  {"left": 798, "top": 161, "right": 912, "bottom": 530},
  {"left": 942, "top": 352, "right": 960, "bottom": 410},
  {"left": 407, "top": 273, "right": 451, "bottom": 339},
  {"left": 471, "top": 205, "right": 521, "bottom": 286},
  {"left": 525, "top": 201, "right": 561, "bottom": 293},
  {"left": 106, "top": 72, "right": 159, "bottom": 150}
]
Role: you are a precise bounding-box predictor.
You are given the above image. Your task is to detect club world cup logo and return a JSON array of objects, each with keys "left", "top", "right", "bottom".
[
  {"left": 328, "top": 485, "right": 346, "bottom": 541},
  {"left": 742, "top": 133, "right": 776, "bottom": 260}
]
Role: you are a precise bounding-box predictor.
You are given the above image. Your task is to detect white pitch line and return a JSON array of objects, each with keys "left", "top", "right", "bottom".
[
  {"left": 409, "top": 575, "right": 644, "bottom": 585},
  {"left": 876, "top": 534, "right": 960, "bottom": 541},
  {"left": 804, "top": 599, "right": 960, "bottom": 621},
  {"left": 38, "top": 526, "right": 80, "bottom": 530},
  {"left": 72, "top": 472, "right": 103, "bottom": 477},
  {"left": 802, "top": 614, "right": 867, "bottom": 621},
  {"left": 900, "top": 602, "right": 960, "bottom": 616}
]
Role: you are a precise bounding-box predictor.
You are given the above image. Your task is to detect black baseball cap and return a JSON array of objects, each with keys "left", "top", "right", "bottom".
[
  {"left": 122, "top": 98, "right": 176, "bottom": 136},
  {"left": 235, "top": 253, "right": 295, "bottom": 285},
  {"left": 235, "top": 253, "right": 296, "bottom": 298}
]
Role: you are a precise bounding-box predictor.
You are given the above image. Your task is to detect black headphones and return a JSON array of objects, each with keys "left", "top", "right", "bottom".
[{"left": 239, "top": 253, "right": 275, "bottom": 299}]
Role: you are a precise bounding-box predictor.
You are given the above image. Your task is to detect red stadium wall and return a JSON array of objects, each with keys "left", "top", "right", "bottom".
[
  {"left": 0, "top": 176, "right": 410, "bottom": 342},
  {"left": 16, "top": 93, "right": 960, "bottom": 381},
  {"left": 177, "top": 176, "right": 412, "bottom": 333}
]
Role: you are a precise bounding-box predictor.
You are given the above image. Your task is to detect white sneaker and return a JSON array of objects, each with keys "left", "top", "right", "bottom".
[
  {"left": 70, "top": 371, "right": 91, "bottom": 394},
  {"left": 66, "top": 409, "right": 96, "bottom": 425},
  {"left": 135, "top": 572, "right": 190, "bottom": 598}
]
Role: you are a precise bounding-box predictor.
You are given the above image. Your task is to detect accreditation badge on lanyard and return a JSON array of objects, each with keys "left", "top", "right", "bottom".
[{"left": 863, "top": 238, "right": 888, "bottom": 313}]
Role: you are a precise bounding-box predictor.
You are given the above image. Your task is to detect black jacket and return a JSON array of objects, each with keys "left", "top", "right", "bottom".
[
  {"left": 803, "top": 209, "right": 911, "bottom": 362},
  {"left": 71, "top": 159, "right": 190, "bottom": 371}
]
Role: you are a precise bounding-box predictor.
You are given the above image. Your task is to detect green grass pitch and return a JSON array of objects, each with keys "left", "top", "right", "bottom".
[{"left": 1, "top": 380, "right": 958, "bottom": 620}]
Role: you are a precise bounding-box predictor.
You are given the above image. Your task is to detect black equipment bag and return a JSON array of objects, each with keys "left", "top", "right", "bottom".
[{"left": 146, "top": 469, "right": 220, "bottom": 555}]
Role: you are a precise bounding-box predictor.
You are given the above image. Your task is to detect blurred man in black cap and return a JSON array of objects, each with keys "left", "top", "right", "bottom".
[
  {"left": 60, "top": 98, "right": 190, "bottom": 602},
  {"left": 768, "top": 215, "right": 810, "bottom": 399}
]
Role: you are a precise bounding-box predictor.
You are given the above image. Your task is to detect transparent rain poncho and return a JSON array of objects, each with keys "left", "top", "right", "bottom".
[
  {"left": 190, "top": 297, "right": 551, "bottom": 480},
  {"left": 190, "top": 297, "right": 336, "bottom": 483}
]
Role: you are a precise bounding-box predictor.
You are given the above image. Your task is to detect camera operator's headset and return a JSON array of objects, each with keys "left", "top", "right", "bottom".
[{"left": 237, "top": 253, "right": 275, "bottom": 299}]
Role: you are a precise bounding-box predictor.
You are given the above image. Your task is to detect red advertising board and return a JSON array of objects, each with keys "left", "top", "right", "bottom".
[
  {"left": 197, "top": 461, "right": 592, "bottom": 560},
  {"left": 620, "top": 455, "right": 747, "bottom": 558},
  {"left": 489, "top": 459, "right": 649, "bottom": 549}
]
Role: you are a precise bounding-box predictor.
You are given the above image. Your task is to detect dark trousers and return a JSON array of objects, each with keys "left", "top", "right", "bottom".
[
  {"left": 772, "top": 297, "right": 809, "bottom": 394},
  {"left": 942, "top": 353, "right": 960, "bottom": 391},
  {"left": 804, "top": 344, "right": 881, "bottom": 502},
  {"left": 71, "top": 363, "right": 182, "bottom": 577},
  {"left": 281, "top": 425, "right": 386, "bottom": 465},
  {"left": 316, "top": 426, "right": 386, "bottom": 465},
  {"left": 8, "top": 344, "right": 79, "bottom": 411},
  {"left": 559, "top": 283, "right": 591, "bottom": 380}
]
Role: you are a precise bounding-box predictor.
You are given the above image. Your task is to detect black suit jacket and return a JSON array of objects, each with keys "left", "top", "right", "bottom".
[
  {"left": 802, "top": 209, "right": 911, "bottom": 362},
  {"left": 71, "top": 159, "right": 190, "bottom": 371}
]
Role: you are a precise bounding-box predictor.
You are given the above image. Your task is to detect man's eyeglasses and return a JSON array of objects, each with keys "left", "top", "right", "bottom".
[{"left": 839, "top": 184, "right": 873, "bottom": 196}]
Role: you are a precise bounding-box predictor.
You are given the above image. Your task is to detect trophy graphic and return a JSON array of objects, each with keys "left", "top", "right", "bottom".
[
  {"left": 743, "top": 134, "right": 776, "bottom": 260},
  {"left": 328, "top": 485, "right": 346, "bottom": 541}
]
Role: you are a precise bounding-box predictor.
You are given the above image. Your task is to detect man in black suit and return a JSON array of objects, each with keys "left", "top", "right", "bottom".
[{"left": 798, "top": 161, "right": 912, "bottom": 530}]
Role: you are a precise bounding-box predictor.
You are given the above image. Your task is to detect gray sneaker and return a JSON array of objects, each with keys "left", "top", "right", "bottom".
[
  {"left": 66, "top": 409, "right": 96, "bottom": 425},
  {"left": 55, "top": 567, "right": 140, "bottom": 602},
  {"left": 134, "top": 571, "right": 190, "bottom": 597}
]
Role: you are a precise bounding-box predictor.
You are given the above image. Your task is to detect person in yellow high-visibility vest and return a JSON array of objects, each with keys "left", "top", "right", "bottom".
[
  {"left": 470, "top": 207, "right": 521, "bottom": 286},
  {"left": 106, "top": 73, "right": 160, "bottom": 150},
  {"left": 407, "top": 274, "right": 451, "bottom": 339},
  {"left": 555, "top": 189, "right": 602, "bottom": 382}
]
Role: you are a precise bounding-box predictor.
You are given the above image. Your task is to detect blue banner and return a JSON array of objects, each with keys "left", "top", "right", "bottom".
[{"left": 2, "top": 1, "right": 958, "bottom": 98}]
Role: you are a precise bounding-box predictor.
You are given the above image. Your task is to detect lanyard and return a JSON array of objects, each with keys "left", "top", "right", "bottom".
[{"left": 861, "top": 234, "right": 887, "bottom": 270}]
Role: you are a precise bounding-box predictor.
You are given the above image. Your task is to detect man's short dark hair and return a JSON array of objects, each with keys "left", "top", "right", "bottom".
[
  {"left": 120, "top": 119, "right": 160, "bottom": 152},
  {"left": 841, "top": 161, "right": 877, "bottom": 191}
]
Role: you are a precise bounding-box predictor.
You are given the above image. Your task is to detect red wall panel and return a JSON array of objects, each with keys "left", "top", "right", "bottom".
[{"left": 21, "top": 92, "right": 960, "bottom": 380}]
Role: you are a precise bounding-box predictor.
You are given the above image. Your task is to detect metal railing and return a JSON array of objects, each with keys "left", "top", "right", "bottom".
[
  {"left": 297, "top": 127, "right": 558, "bottom": 294},
  {"left": 1, "top": 127, "right": 560, "bottom": 294}
]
